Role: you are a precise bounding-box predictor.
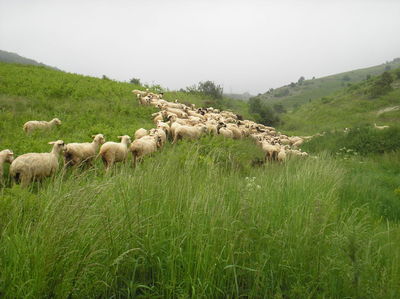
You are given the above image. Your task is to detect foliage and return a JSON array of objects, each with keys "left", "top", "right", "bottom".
[
  {"left": 253, "top": 57, "right": 400, "bottom": 111},
  {"left": 129, "top": 77, "right": 141, "bottom": 85},
  {"left": 280, "top": 67, "right": 400, "bottom": 135},
  {"left": 369, "top": 71, "right": 393, "bottom": 97},
  {"left": 248, "top": 97, "right": 280, "bottom": 126},
  {"left": 186, "top": 80, "right": 223, "bottom": 100}
]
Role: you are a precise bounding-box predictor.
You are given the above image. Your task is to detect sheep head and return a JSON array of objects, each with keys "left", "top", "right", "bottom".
[
  {"left": 118, "top": 135, "right": 132, "bottom": 146},
  {"left": 92, "top": 134, "right": 106, "bottom": 145},
  {"left": 52, "top": 118, "right": 62, "bottom": 125},
  {"left": 2, "top": 149, "right": 14, "bottom": 163},
  {"left": 49, "top": 140, "right": 65, "bottom": 154}
]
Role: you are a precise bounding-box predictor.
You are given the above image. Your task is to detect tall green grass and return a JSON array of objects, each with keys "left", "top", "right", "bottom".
[{"left": 1, "top": 146, "right": 400, "bottom": 298}]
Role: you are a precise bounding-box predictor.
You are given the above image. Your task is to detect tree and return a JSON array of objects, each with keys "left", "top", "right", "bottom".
[
  {"left": 369, "top": 71, "right": 393, "bottom": 97},
  {"left": 297, "top": 76, "right": 305, "bottom": 85},
  {"left": 130, "top": 78, "right": 141, "bottom": 85},
  {"left": 102, "top": 75, "right": 110, "bottom": 80},
  {"left": 197, "top": 81, "right": 223, "bottom": 99},
  {"left": 385, "top": 65, "right": 391, "bottom": 71},
  {"left": 273, "top": 103, "right": 286, "bottom": 114}
]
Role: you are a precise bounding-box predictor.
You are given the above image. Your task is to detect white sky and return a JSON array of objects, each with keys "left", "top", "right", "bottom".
[{"left": 1, "top": 0, "right": 400, "bottom": 94}]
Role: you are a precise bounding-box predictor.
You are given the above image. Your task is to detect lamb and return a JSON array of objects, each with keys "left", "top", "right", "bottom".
[
  {"left": 134, "top": 128, "right": 149, "bottom": 140},
  {"left": 99, "top": 135, "right": 131, "bottom": 171},
  {"left": 374, "top": 123, "right": 390, "bottom": 130},
  {"left": 64, "top": 134, "right": 105, "bottom": 167},
  {"left": 23, "top": 118, "right": 62, "bottom": 134},
  {"left": 0, "top": 149, "right": 14, "bottom": 185},
  {"left": 172, "top": 124, "right": 207, "bottom": 144},
  {"left": 9, "top": 140, "right": 65, "bottom": 187},
  {"left": 130, "top": 135, "right": 161, "bottom": 167}
]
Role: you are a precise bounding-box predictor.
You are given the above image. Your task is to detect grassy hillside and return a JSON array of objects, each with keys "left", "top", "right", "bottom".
[
  {"left": 1, "top": 62, "right": 400, "bottom": 298},
  {"left": 0, "top": 49, "right": 60, "bottom": 70},
  {"left": 254, "top": 57, "right": 400, "bottom": 111},
  {"left": 280, "top": 68, "right": 400, "bottom": 135}
]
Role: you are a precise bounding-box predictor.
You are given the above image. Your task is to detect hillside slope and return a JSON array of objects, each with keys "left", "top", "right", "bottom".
[
  {"left": 254, "top": 57, "right": 400, "bottom": 111},
  {"left": 0, "top": 49, "right": 60, "bottom": 70},
  {"left": 280, "top": 68, "right": 400, "bottom": 135}
]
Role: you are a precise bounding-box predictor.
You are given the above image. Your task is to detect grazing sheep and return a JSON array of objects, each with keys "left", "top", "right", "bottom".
[
  {"left": 23, "top": 118, "right": 62, "bottom": 134},
  {"left": 162, "top": 106, "right": 188, "bottom": 118},
  {"left": 374, "top": 123, "right": 390, "bottom": 130},
  {"left": 277, "top": 147, "right": 287, "bottom": 163},
  {"left": 99, "top": 135, "right": 131, "bottom": 171},
  {"left": 9, "top": 140, "right": 65, "bottom": 187},
  {"left": 217, "top": 124, "right": 234, "bottom": 138},
  {"left": 261, "top": 142, "right": 279, "bottom": 162},
  {"left": 149, "top": 128, "right": 167, "bottom": 147},
  {"left": 130, "top": 135, "right": 161, "bottom": 167},
  {"left": 134, "top": 128, "right": 149, "bottom": 140},
  {"left": 0, "top": 149, "right": 14, "bottom": 184},
  {"left": 156, "top": 120, "right": 171, "bottom": 137},
  {"left": 172, "top": 125, "right": 207, "bottom": 144},
  {"left": 64, "top": 134, "right": 105, "bottom": 167}
]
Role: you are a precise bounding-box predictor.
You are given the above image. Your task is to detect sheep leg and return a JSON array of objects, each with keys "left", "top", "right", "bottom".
[{"left": 20, "top": 174, "right": 31, "bottom": 188}]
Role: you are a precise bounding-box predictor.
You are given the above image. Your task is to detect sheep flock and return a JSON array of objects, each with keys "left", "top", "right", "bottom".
[{"left": 1, "top": 89, "right": 315, "bottom": 187}]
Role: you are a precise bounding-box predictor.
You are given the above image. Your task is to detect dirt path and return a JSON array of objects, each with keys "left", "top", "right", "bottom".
[{"left": 376, "top": 106, "right": 400, "bottom": 116}]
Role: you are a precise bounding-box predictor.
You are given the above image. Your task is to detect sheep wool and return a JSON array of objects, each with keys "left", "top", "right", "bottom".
[{"left": 9, "top": 140, "right": 65, "bottom": 187}]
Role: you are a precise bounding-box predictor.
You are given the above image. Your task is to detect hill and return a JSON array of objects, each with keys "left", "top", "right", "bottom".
[
  {"left": 280, "top": 67, "right": 400, "bottom": 135},
  {"left": 1, "top": 62, "right": 400, "bottom": 298},
  {"left": 253, "top": 57, "right": 400, "bottom": 111},
  {"left": 0, "top": 49, "right": 61, "bottom": 70}
]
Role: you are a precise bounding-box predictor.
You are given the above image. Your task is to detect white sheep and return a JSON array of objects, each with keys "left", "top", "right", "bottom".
[
  {"left": 172, "top": 125, "right": 207, "bottom": 144},
  {"left": 374, "top": 123, "right": 390, "bottom": 130},
  {"left": 99, "top": 135, "right": 131, "bottom": 171},
  {"left": 64, "top": 134, "right": 105, "bottom": 167},
  {"left": 149, "top": 128, "right": 167, "bottom": 147},
  {"left": 23, "top": 118, "right": 62, "bottom": 134},
  {"left": 261, "top": 142, "right": 279, "bottom": 162},
  {"left": 134, "top": 128, "right": 149, "bottom": 140},
  {"left": 0, "top": 149, "right": 14, "bottom": 185},
  {"left": 9, "top": 140, "right": 65, "bottom": 187},
  {"left": 130, "top": 135, "right": 161, "bottom": 167},
  {"left": 277, "top": 147, "right": 287, "bottom": 163}
]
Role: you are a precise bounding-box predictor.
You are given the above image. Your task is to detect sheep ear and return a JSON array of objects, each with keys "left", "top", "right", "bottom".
[
  {"left": 8, "top": 152, "right": 13, "bottom": 156},
  {"left": 92, "top": 135, "right": 96, "bottom": 138},
  {"left": 48, "top": 141, "right": 55, "bottom": 145},
  {"left": 117, "top": 136, "right": 122, "bottom": 139}
]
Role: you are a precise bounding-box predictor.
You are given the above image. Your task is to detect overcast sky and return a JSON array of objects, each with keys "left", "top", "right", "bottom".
[{"left": 1, "top": 0, "right": 400, "bottom": 94}]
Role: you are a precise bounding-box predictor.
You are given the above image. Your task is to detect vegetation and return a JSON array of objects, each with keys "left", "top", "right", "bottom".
[
  {"left": 253, "top": 57, "right": 400, "bottom": 111},
  {"left": 0, "top": 49, "right": 60, "bottom": 70},
  {"left": 280, "top": 68, "right": 400, "bottom": 135},
  {"left": 1, "top": 62, "right": 400, "bottom": 297}
]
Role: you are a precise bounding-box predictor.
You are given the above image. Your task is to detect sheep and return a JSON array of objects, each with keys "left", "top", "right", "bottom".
[
  {"left": 261, "top": 141, "right": 279, "bottom": 162},
  {"left": 277, "top": 147, "right": 287, "bottom": 163},
  {"left": 130, "top": 135, "right": 161, "bottom": 167},
  {"left": 226, "top": 124, "right": 242, "bottom": 139},
  {"left": 149, "top": 128, "right": 167, "bottom": 147},
  {"left": 374, "top": 123, "right": 390, "bottom": 130},
  {"left": 217, "top": 124, "right": 234, "bottom": 138},
  {"left": 156, "top": 120, "right": 171, "bottom": 138},
  {"left": 0, "top": 149, "right": 14, "bottom": 185},
  {"left": 161, "top": 106, "right": 188, "bottom": 118},
  {"left": 9, "top": 140, "right": 65, "bottom": 187},
  {"left": 132, "top": 89, "right": 147, "bottom": 97},
  {"left": 23, "top": 118, "right": 62, "bottom": 134},
  {"left": 64, "top": 134, "right": 105, "bottom": 167},
  {"left": 134, "top": 128, "right": 149, "bottom": 140},
  {"left": 172, "top": 124, "right": 207, "bottom": 144},
  {"left": 99, "top": 135, "right": 131, "bottom": 171}
]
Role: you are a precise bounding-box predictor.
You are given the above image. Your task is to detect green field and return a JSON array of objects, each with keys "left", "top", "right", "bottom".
[{"left": 1, "top": 62, "right": 400, "bottom": 298}]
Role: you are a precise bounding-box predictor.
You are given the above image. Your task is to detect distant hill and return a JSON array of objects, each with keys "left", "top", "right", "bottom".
[
  {"left": 279, "top": 67, "right": 400, "bottom": 135},
  {"left": 223, "top": 92, "right": 253, "bottom": 101},
  {"left": 0, "top": 49, "right": 60, "bottom": 70},
  {"left": 254, "top": 57, "right": 400, "bottom": 111}
]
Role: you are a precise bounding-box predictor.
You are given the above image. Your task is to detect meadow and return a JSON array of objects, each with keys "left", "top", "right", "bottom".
[{"left": 1, "top": 63, "right": 400, "bottom": 298}]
